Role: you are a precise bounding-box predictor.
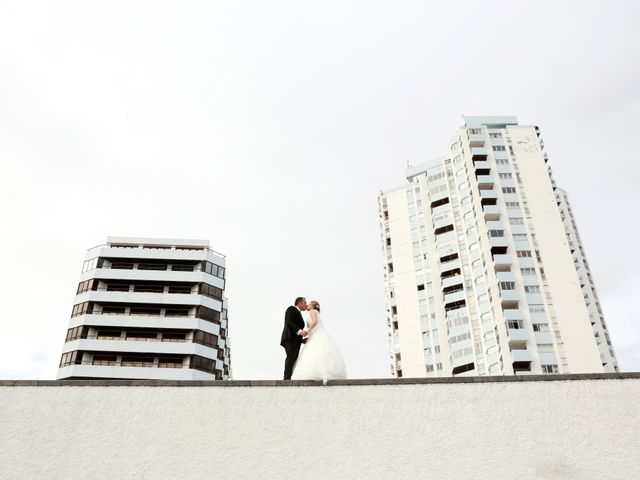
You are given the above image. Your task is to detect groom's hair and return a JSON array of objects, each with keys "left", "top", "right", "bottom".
[{"left": 294, "top": 297, "right": 306, "bottom": 306}]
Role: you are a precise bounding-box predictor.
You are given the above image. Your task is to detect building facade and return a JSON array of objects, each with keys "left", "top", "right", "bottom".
[
  {"left": 58, "top": 237, "right": 231, "bottom": 380},
  {"left": 378, "top": 116, "right": 617, "bottom": 378}
]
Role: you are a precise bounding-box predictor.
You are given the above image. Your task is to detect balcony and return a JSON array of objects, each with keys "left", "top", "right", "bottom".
[
  {"left": 496, "top": 271, "right": 516, "bottom": 283},
  {"left": 442, "top": 274, "right": 464, "bottom": 290},
  {"left": 500, "top": 290, "right": 519, "bottom": 302},
  {"left": 434, "top": 215, "right": 454, "bottom": 230},
  {"left": 439, "top": 257, "right": 461, "bottom": 272},
  {"left": 476, "top": 175, "right": 495, "bottom": 189},
  {"left": 469, "top": 134, "right": 485, "bottom": 146},
  {"left": 480, "top": 190, "right": 498, "bottom": 206},
  {"left": 492, "top": 253, "right": 511, "bottom": 271},
  {"left": 504, "top": 309, "right": 524, "bottom": 321},
  {"left": 471, "top": 147, "right": 488, "bottom": 162},
  {"left": 444, "top": 290, "right": 466, "bottom": 305},
  {"left": 489, "top": 236, "right": 508, "bottom": 248},
  {"left": 511, "top": 349, "right": 533, "bottom": 362},
  {"left": 483, "top": 204, "right": 500, "bottom": 221},
  {"left": 473, "top": 160, "right": 491, "bottom": 170},
  {"left": 508, "top": 328, "right": 528, "bottom": 345}
]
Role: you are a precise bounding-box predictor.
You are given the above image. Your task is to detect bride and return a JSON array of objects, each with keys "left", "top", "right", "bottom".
[{"left": 291, "top": 300, "right": 347, "bottom": 382}]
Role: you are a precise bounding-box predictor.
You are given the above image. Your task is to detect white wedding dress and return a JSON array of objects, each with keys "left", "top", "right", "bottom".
[{"left": 291, "top": 311, "right": 347, "bottom": 382}]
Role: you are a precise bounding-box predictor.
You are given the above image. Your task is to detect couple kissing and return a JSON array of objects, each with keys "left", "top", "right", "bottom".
[{"left": 280, "top": 296, "right": 347, "bottom": 383}]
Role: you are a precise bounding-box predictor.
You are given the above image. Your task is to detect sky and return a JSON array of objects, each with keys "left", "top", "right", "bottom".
[{"left": 1, "top": 1, "right": 639, "bottom": 379}]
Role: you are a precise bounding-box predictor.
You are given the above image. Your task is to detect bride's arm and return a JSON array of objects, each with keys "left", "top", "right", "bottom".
[{"left": 309, "top": 310, "right": 318, "bottom": 332}]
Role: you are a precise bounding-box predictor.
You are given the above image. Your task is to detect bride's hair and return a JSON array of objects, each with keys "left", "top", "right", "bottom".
[{"left": 309, "top": 300, "right": 320, "bottom": 312}]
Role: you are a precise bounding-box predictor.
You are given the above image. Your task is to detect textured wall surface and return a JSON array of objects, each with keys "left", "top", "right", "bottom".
[{"left": 1, "top": 377, "right": 639, "bottom": 480}]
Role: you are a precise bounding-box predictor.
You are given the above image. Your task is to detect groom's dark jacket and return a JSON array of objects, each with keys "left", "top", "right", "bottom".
[{"left": 280, "top": 306, "right": 305, "bottom": 347}]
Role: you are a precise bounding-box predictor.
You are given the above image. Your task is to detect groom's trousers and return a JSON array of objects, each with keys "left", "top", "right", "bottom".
[{"left": 282, "top": 340, "right": 301, "bottom": 380}]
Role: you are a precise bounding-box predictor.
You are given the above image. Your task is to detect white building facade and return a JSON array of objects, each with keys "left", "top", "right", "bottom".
[
  {"left": 57, "top": 237, "right": 231, "bottom": 380},
  {"left": 379, "top": 116, "right": 617, "bottom": 378}
]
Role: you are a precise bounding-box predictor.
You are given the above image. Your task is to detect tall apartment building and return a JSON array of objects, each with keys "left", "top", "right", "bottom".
[
  {"left": 58, "top": 237, "right": 231, "bottom": 380},
  {"left": 378, "top": 116, "right": 617, "bottom": 378}
]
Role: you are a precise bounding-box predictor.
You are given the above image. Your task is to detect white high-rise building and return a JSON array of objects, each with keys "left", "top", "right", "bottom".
[
  {"left": 378, "top": 116, "right": 617, "bottom": 378},
  {"left": 57, "top": 237, "right": 231, "bottom": 380}
]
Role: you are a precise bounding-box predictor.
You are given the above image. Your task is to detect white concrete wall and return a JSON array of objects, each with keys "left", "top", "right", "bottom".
[{"left": 1, "top": 377, "right": 638, "bottom": 480}]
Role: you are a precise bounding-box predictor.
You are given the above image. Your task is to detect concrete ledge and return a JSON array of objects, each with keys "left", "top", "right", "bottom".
[
  {"left": 2, "top": 374, "right": 639, "bottom": 479},
  {"left": 1, "top": 371, "right": 638, "bottom": 387}
]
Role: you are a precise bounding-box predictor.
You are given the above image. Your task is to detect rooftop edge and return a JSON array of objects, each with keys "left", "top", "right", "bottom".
[{"left": 1, "top": 372, "right": 637, "bottom": 387}]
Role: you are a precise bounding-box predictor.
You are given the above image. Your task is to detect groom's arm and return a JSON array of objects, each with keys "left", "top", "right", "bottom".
[{"left": 284, "top": 308, "right": 304, "bottom": 336}]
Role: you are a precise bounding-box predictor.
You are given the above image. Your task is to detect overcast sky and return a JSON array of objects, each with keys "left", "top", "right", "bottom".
[{"left": 1, "top": 1, "right": 639, "bottom": 379}]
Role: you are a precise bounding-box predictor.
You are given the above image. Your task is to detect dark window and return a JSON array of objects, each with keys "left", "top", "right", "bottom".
[
  {"left": 65, "top": 326, "right": 88, "bottom": 342},
  {"left": 162, "top": 332, "right": 187, "bottom": 343},
  {"left": 168, "top": 284, "right": 193, "bottom": 294},
  {"left": 159, "top": 356, "right": 184, "bottom": 368},
  {"left": 71, "top": 302, "right": 94, "bottom": 318},
  {"left": 190, "top": 355, "right": 215, "bottom": 373},
  {"left": 193, "top": 331, "right": 218, "bottom": 348},
  {"left": 196, "top": 306, "right": 221, "bottom": 324},
  {"left": 452, "top": 362, "right": 475, "bottom": 375},
  {"left": 121, "top": 355, "right": 154, "bottom": 367},
  {"left": 199, "top": 283, "right": 223, "bottom": 301},
  {"left": 92, "top": 354, "right": 116, "bottom": 366},
  {"left": 59, "top": 351, "right": 83, "bottom": 367},
  {"left": 102, "top": 305, "right": 126, "bottom": 314},
  {"left": 430, "top": 197, "right": 450, "bottom": 209},
  {"left": 417, "top": 284, "right": 425, "bottom": 291}
]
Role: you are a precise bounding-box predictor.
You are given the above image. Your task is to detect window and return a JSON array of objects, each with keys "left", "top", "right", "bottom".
[
  {"left": 65, "top": 326, "right": 87, "bottom": 342},
  {"left": 533, "top": 323, "right": 549, "bottom": 332},
  {"left": 516, "top": 250, "right": 532, "bottom": 258},
  {"left": 196, "top": 306, "right": 221, "bottom": 324},
  {"left": 436, "top": 362, "right": 443, "bottom": 370},
  {"left": 450, "top": 332, "right": 471, "bottom": 344},
  {"left": 542, "top": 364, "right": 558, "bottom": 373},
  {"left": 76, "top": 279, "right": 97, "bottom": 294},
  {"left": 508, "top": 320, "right": 524, "bottom": 329},
  {"left": 529, "top": 304, "right": 545, "bottom": 313},
  {"left": 199, "top": 283, "right": 223, "bottom": 300},
  {"left": 495, "top": 158, "right": 509, "bottom": 164},
  {"left": 499, "top": 173, "right": 512, "bottom": 179},
  {"left": 525, "top": 285, "right": 541, "bottom": 294},
  {"left": 82, "top": 257, "right": 98, "bottom": 273},
  {"left": 193, "top": 331, "right": 218, "bottom": 348},
  {"left": 489, "top": 132, "right": 502, "bottom": 138},
  {"left": 427, "top": 171, "right": 446, "bottom": 183},
  {"left": 158, "top": 356, "right": 184, "bottom": 369},
  {"left": 92, "top": 354, "right": 116, "bottom": 366},
  {"left": 191, "top": 355, "right": 216, "bottom": 374},
  {"left": 510, "top": 218, "right": 524, "bottom": 225},
  {"left": 202, "top": 261, "right": 226, "bottom": 280},
  {"left": 489, "top": 230, "right": 504, "bottom": 237},
  {"left": 388, "top": 263, "right": 394, "bottom": 273},
  {"left": 71, "top": 302, "right": 93, "bottom": 317},
  {"left": 520, "top": 268, "right": 536, "bottom": 275},
  {"left": 434, "top": 345, "right": 441, "bottom": 353},
  {"left": 492, "top": 145, "right": 506, "bottom": 151},
  {"left": 502, "top": 187, "right": 517, "bottom": 193},
  {"left": 452, "top": 346, "right": 474, "bottom": 359},
  {"left": 417, "top": 284, "right": 425, "bottom": 291},
  {"left": 500, "top": 281, "right": 516, "bottom": 290},
  {"left": 505, "top": 202, "right": 520, "bottom": 208},
  {"left": 513, "top": 234, "right": 528, "bottom": 241},
  {"left": 538, "top": 344, "right": 555, "bottom": 352},
  {"left": 426, "top": 364, "right": 434, "bottom": 372}
]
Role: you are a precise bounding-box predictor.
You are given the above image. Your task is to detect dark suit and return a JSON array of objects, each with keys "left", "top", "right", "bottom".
[{"left": 281, "top": 305, "right": 305, "bottom": 380}]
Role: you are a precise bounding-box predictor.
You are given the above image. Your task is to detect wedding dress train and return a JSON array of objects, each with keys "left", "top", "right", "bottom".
[{"left": 291, "top": 312, "right": 347, "bottom": 382}]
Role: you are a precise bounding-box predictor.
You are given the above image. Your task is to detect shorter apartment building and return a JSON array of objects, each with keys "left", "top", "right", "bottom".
[{"left": 57, "top": 237, "right": 230, "bottom": 380}]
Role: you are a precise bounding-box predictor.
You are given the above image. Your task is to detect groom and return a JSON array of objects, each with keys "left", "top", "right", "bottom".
[{"left": 280, "top": 297, "right": 308, "bottom": 380}]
